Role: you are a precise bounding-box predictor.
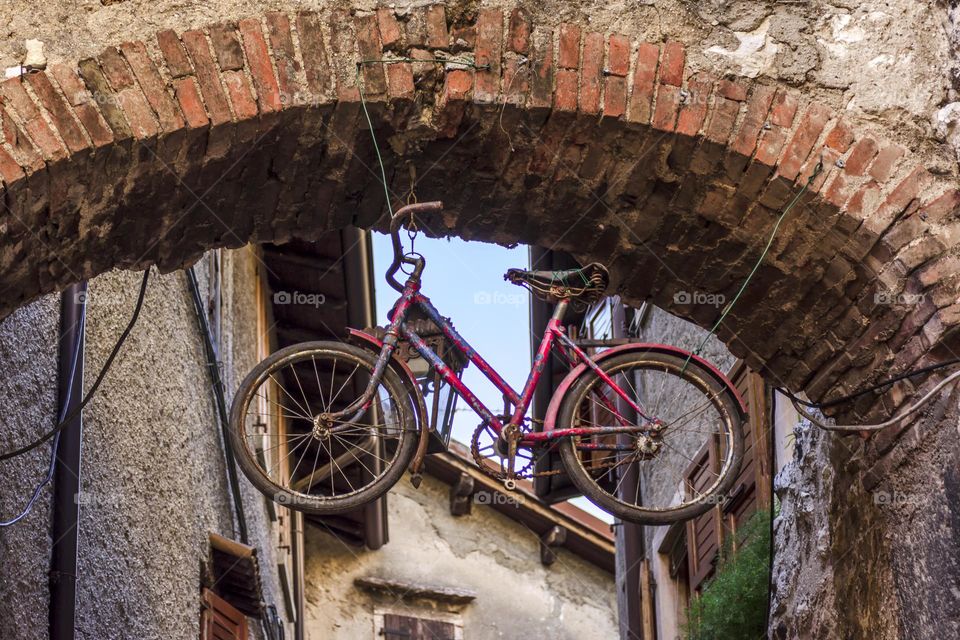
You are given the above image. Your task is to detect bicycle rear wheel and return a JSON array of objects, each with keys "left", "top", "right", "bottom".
[
  {"left": 229, "top": 342, "right": 418, "bottom": 515},
  {"left": 556, "top": 350, "right": 743, "bottom": 525}
]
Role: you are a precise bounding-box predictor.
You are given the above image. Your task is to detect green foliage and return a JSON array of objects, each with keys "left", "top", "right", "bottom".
[{"left": 683, "top": 510, "right": 772, "bottom": 640}]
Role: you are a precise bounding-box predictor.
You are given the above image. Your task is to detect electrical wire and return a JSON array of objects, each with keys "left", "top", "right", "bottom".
[
  {"left": 355, "top": 57, "right": 489, "bottom": 219},
  {"left": 0, "top": 292, "right": 87, "bottom": 527},
  {"left": 777, "top": 356, "right": 960, "bottom": 409},
  {"left": 680, "top": 160, "right": 824, "bottom": 376},
  {"left": 0, "top": 269, "right": 150, "bottom": 462},
  {"left": 788, "top": 368, "right": 960, "bottom": 432}
]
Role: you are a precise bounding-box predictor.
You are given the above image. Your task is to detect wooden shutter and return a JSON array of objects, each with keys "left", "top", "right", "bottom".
[
  {"left": 382, "top": 614, "right": 456, "bottom": 640},
  {"left": 201, "top": 589, "right": 248, "bottom": 640},
  {"left": 684, "top": 438, "right": 722, "bottom": 592},
  {"left": 684, "top": 362, "right": 772, "bottom": 593}
]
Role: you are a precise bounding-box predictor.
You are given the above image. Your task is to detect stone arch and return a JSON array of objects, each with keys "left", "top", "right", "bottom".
[{"left": 0, "top": 4, "right": 957, "bottom": 413}]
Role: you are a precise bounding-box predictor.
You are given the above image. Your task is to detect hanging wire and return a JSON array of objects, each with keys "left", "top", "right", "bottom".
[
  {"left": 0, "top": 296, "right": 87, "bottom": 527},
  {"left": 0, "top": 269, "right": 151, "bottom": 462},
  {"left": 355, "top": 56, "right": 490, "bottom": 220},
  {"left": 679, "top": 159, "right": 824, "bottom": 376}
]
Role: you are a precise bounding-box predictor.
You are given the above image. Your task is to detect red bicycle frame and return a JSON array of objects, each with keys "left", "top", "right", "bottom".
[{"left": 360, "top": 277, "right": 658, "bottom": 448}]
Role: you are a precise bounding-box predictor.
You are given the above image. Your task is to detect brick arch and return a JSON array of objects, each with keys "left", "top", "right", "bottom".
[{"left": 0, "top": 4, "right": 957, "bottom": 411}]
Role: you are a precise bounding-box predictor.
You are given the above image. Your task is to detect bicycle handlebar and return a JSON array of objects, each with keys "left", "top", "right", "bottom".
[{"left": 386, "top": 201, "right": 443, "bottom": 292}]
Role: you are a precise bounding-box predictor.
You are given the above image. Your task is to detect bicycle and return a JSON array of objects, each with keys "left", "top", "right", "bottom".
[{"left": 229, "top": 202, "right": 746, "bottom": 525}]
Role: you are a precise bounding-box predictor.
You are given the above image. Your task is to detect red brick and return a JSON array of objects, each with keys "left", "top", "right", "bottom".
[
  {"left": 73, "top": 103, "right": 114, "bottom": 147},
  {"left": 475, "top": 9, "right": 503, "bottom": 103},
  {"left": 425, "top": 5, "right": 449, "bottom": 49},
  {"left": 659, "top": 41, "right": 685, "bottom": 86},
  {"left": 508, "top": 8, "right": 531, "bottom": 54},
  {"left": 502, "top": 53, "right": 529, "bottom": 104},
  {"left": 0, "top": 80, "right": 66, "bottom": 160},
  {"left": 579, "top": 32, "right": 603, "bottom": 114},
  {"left": 704, "top": 95, "right": 740, "bottom": 144},
  {"left": 265, "top": 12, "right": 300, "bottom": 107},
  {"left": 730, "top": 85, "right": 776, "bottom": 157},
  {"left": 845, "top": 181, "right": 881, "bottom": 219},
  {"left": 181, "top": 30, "right": 232, "bottom": 125},
  {"left": 528, "top": 32, "right": 553, "bottom": 110},
  {"left": 558, "top": 24, "right": 581, "bottom": 69},
  {"left": 825, "top": 170, "right": 856, "bottom": 208},
  {"left": 717, "top": 78, "right": 747, "bottom": 102},
  {"left": 627, "top": 42, "right": 658, "bottom": 124},
  {"left": 868, "top": 166, "right": 932, "bottom": 233},
  {"left": 98, "top": 46, "right": 136, "bottom": 89},
  {"left": 222, "top": 70, "right": 258, "bottom": 119},
  {"left": 238, "top": 18, "right": 282, "bottom": 113},
  {"left": 209, "top": 22, "right": 245, "bottom": 71},
  {"left": 78, "top": 56, "right": 132, "bottom": 139},
  {"left": 844, "top": 137, "right": 878, "bottom": 175},
  {"left": 607, "top": 34, "right": 630, "bottom": 77},
  {"left": 825, "top": 119, "right": 854, "bottom": 152},
  {"left": 603, "top": 75, "right": 627, "bottom": 118},
  {"left": 652, "top": 84, "right": 680, "bottom": 131},
  {"left": 48, "top": 64, "right": 90, "bottom": 106},
  {"left": 377, "top": 9, "right": 403, "bottom": 50},
  {"left": 1, "top": 107, "right": 45, "bottom": 172},
  {"left": 115, "top": 88, "right": 160, "bottom": 139},
  {"left": 297, "top": 12, "right": 331, "bottom": 101},
  {"left": 769, "top": 89, "right": 798, "bottom": 127},
  {"left": 157, "top": 30, "right": 194, "bottom": 78},
  {"left": 119, "top": 41, "right": 186, "bottom": 132},
  {"left": 0, "top": 145, "right": 24, "bottom": 183},
  {"left": 0, "top": 78, "right": 40, "bottom": 119},
  {"left": 675, "top": 73, "right": 712, "bottom": 136},
  {"left": 778, "top": 103, "right": 832, "bottom": 181},
  {"left": 443, "top": 69, "right": 473, "bottom": 102},
  {"left": 172, "top": 77, "right": 209, "bottom": 128},
  {"left": 920, "top": 189, "right": 960, "bottom": 223},
  {"left": 386, "top": 63, "right": 415, "bottom": 99},
  {"left": 24, "top": 72, "right": 89, "bottom": 153},
  {"left": 869, "top": 143, "right": 906, "bottom": 183},
  {"left": 555, "top": 69, "right": 578, "bottom": 112},
  {"left": 355, "top": 14, "right": 387, "bottom": 96}
]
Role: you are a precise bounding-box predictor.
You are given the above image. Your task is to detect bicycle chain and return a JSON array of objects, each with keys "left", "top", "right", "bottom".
[{"left": 469, "top": 422, "right": 631, "bottom": 480}]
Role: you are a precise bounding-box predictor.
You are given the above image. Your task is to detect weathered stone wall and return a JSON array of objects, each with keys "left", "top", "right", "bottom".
[
  {"left": 0, "top": 249, "right": 288, "bottom": 639},
  {"left": 303, "top": 471, "right": 617, "bottom": 639}
]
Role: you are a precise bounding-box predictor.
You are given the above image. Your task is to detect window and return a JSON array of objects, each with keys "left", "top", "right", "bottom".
[
  {"left": 201, "top": 589, "right": 248, "bottom": 640},
  {"left": 375, "top": 611, "right": 462, "bottom": 640}
]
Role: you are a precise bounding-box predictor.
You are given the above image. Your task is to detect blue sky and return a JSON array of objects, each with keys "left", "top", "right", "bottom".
[
  {"left": 370, "top": 232, "right": 613, "bottom": 523},
  {"left": 371, "top": 232, "right": 532, "bottom": 446}
]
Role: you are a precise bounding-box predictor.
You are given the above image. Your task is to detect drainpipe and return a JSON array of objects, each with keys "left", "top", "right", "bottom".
[{"left": 50, "top": 282, "right": 87, "bottom": 640}]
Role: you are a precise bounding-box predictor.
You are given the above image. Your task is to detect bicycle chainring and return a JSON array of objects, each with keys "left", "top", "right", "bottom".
[{"left": 470, "top": 421, "right": 536, "bottom": 481}]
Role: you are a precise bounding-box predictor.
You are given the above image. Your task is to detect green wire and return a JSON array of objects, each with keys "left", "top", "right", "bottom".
[
  {"left": 680, "top": 159, "right": 824, "bottom": 375},
  {"left": 355, "top": 56, "right": 824, "bottom": 375},
  {"left": 354, "top": 57, "right": 489, "bottom": 219}
]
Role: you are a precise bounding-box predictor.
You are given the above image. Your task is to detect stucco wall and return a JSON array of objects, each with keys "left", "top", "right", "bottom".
[
  {"left": 0, "top": 248, "right": 289, "bottom": 639},
  {"left": 303, "top": 472, "right": 617, "bottom": 639}
]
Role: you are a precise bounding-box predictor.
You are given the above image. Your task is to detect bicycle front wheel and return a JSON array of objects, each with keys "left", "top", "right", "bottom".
[
  {"left": 557, "top": 350, "right": 743, "bottom": 525},
  {"left": 229, "top": 342, "right": 418, "bottom": 515}
]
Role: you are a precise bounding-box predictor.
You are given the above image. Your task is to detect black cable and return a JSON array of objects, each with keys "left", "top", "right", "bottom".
[
  {"left": 764, "top": 384, "right": 776, "bottom": 635},
  {"left": 0, "top": 289, "right": 87, "bottom": 526},
  {"left": 185, "top": 266, "right": 248, "bottom": 544},
  {"left": 0, "top": 270, "right": 150, "bottom": 462},
  {"left": 775, "top": 356, "right": 960, "bottom": 410}
]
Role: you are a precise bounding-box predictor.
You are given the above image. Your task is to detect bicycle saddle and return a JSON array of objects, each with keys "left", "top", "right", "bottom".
[{"left": 505, "top": 263, "right": 609, "bottom": 303}]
